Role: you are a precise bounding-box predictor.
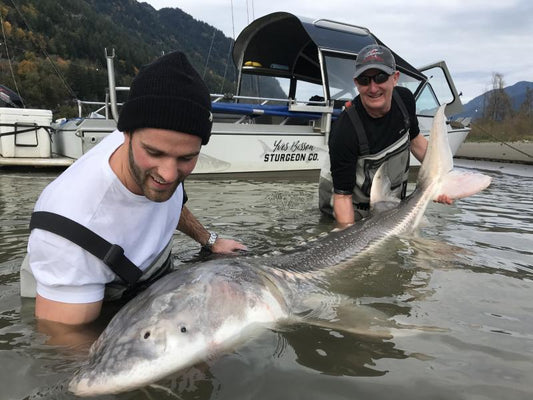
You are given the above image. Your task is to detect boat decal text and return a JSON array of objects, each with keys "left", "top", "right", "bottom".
[{"left": 263, "top": 140, "right": 319, "bottom": 162}]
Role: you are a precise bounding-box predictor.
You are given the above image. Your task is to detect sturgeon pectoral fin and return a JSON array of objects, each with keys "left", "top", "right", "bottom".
[
  {"left": 436, "top": 170, "right": 492, "bottom": 200},
  {"left": 294, "top": 297, "right": 450, "bottom": 340},
  {"left": 295, "top": 298, "right": 395, "bottom": 339},
  {"left": 370, "top": 163, "right": 396, "bottom": 204}
]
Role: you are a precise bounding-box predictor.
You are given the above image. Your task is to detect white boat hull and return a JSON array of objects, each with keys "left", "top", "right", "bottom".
[
  {"left": 196, "top": 120, "right": 469, "bottom": 174},
  {"left": 0, "top": 119, "right": 469, "bottom": 173},
  {"left": 195, "top": 122, "right": 327, "bottom": 174}
]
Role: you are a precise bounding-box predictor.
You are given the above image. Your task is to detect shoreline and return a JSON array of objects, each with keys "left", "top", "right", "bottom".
[{"left": 455, "top": 141, "right": 533, "bottom": 165}]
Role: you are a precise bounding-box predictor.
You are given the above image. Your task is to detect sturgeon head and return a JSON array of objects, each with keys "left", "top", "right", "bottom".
[{"left": 69, "top": 260, "right": 289, "bottom": 396}]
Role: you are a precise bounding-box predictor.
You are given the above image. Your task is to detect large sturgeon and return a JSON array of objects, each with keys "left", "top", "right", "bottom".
[{"left": 69, "top": 106, "right": 491, "bottom": 396}]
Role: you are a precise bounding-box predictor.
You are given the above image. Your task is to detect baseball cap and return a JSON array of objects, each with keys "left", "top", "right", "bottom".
[{"left": 354, "top": 44, "right": 396, "bottom": 78}]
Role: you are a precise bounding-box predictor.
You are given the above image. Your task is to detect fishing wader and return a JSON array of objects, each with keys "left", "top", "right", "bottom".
[
  {"left": 20, "top": 211, "right": 173, "bottom": 301},
  {"left": 319, "top": 90, "right": 411, "bottom": 221}
]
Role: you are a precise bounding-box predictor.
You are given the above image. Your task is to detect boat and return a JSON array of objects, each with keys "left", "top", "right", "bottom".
[{"left": 0, "top": 12, "right": 469, "bottom": 174}]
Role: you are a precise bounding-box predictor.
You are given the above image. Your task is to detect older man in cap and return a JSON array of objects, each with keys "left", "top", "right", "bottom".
[
  {"left": 20, "top": 51, "right": 246, "bottom": 329},
  {"left": 319, "top": 44, "right": 451, "bottom": 226}
]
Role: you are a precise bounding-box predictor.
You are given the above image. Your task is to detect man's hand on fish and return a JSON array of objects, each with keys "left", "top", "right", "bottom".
[
  {"left": 211, "top": 238, "right": 248, "bottom": 254},
  {"left": 434, "top": 193, "right": 454, "bottom": 204}
]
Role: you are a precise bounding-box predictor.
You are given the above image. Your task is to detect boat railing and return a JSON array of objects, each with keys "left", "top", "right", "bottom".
[
  {"left": 210, "top": 93, "right": 330, "bottom": 107},
  {"left": 76, "top": 85, "right": 129, "bottom": 119},
  {"left": 209, "top": 93, "right": 338, "bottom": 135},
  {"left": 210, "top": 93, "right": 336, "bottom": 113},
  {"left": 76, "top": 100, "right": 108, "bottom": 118}
]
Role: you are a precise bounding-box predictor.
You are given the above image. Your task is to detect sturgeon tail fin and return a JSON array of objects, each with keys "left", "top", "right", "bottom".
[{"left": 417, "top": 104, "right": 492, "bottom": 201}]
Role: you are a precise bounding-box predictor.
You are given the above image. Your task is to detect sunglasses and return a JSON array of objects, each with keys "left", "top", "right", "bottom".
[{"left": 355, "top": 72, "right": 391, "bottom": 86}]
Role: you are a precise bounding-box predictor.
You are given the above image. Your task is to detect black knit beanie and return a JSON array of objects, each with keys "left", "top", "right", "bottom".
[{"left": 117, "top": 51, "right": 213, "bottom": 145}]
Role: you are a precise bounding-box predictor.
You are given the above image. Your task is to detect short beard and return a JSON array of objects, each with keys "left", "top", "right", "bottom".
[
  {"left": 127, "top": 136, "right": 179, "bottom": 202},
  {"left": 128, "top": 137, "right": 146, "bottom": 191}
]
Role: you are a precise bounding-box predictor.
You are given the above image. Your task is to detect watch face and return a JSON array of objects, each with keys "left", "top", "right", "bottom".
[{"left": 207, "top": 232, "right": 218, "bottom": 247}]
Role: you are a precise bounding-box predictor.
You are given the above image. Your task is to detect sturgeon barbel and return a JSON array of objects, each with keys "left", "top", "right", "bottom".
[{"left": 69, "top": 106, "right": 491, "bottom": 396}]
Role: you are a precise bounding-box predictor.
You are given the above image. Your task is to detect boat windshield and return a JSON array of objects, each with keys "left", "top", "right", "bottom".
[
  {"left": 238, "top": 75, "right": 289, "bottom": 104},
  {"left": 323, "top": 53, "right": 430, "bottom": 110},
  {"left": 397, "top": 73, "right": 422, "bottom": 95},
  {"left": 401, "top": 64, "right": 460, "bottom": 117},
  {"left": 421, "top": 65, "right": 455, "bottom": 105},
  {"left": 323, "top": 54, "right": 358, "bottom": 102},
  {"left": 396, "top": 73, "right": 439, "bottom": 116},
  {"left": 414, "top": 84, "right": 440, "bottom": 116},
  {"left": 237, "top": 75, "right": 324, "bottom": 105},
  {"left": 236, "top": 52, "right": 448, "bottom": 117}
]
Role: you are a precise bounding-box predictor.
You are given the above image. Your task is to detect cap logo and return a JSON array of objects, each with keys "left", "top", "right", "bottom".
[{"left": 363, "top": 48, "right": 385, "bottom": 63}]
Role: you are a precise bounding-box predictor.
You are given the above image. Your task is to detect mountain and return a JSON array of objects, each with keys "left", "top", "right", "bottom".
[
  {"left": 0, "top": 0, "right": 248, "bottom": 114},
  {"left": 455, "top": 81, "right": 533, "bottom": 120}
]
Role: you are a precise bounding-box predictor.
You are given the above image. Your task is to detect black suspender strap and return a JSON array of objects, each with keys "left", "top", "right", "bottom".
[
  {"left": 29, "top": 211, "right": 143, "bottom": 285},
  {"left": 392, "top": 89, "right": 411, "bottom": 132},
  {"left": 392, "top": 89, "right": 412, "bottom": 200},
  {"left": 346, "top": 105, "right": 370, "bottom": 156}
]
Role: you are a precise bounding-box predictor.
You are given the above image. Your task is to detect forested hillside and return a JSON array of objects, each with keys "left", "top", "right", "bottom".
[{"left": 0, "top": 0, "right": 238, "bottom": 117}]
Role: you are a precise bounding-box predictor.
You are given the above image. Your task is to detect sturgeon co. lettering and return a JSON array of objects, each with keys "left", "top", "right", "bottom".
[{"left": 263, "top": 153, "right": 318, "bottom": 162}]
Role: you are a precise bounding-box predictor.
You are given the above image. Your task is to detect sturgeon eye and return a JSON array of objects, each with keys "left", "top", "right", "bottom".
[
  {"left": 180, "top": 326, "right": 187, "bottom": 333},
  {"left": 143, "top": 331, "right": 151, "bottom": 339}
]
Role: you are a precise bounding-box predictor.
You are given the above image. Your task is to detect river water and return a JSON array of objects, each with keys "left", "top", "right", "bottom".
[{"left": 1, "top": 160, "right": 532, "bottom": 400}]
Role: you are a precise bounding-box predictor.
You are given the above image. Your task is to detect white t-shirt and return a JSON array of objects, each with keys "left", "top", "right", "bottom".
[{"left": 28, "top": 130, "right": 184, "bottom": 303}]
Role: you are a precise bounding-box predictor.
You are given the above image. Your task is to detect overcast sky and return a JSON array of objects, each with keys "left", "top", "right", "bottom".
[{"left": 145, "top": 0, "right": 533, "bottom": 103}]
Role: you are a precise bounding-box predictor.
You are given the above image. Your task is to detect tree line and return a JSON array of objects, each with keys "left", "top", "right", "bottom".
[{"left": 0, "top": 0, "right": 238, "bottom": 118}]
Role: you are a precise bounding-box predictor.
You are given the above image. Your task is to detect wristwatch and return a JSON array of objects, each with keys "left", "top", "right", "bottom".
[{"left": 203, "top": 231, "right": 218, "bottom": 251}]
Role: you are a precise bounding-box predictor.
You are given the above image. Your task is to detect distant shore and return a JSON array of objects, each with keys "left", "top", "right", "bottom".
[{"left": 455, "top": 141, "right": 533, "bottom": 165}]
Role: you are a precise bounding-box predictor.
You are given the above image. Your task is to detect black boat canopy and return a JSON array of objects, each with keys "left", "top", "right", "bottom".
[{"left": 233, "top": 12, "right": 426, "bottom": 84}]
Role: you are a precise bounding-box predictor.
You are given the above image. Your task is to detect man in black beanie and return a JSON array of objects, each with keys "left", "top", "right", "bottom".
[
  {"left": 20, "top": 51, "right": 246, "bottom": 334},
  {"left": 118, "top": 51, "right": 213, "bottom": 145}
]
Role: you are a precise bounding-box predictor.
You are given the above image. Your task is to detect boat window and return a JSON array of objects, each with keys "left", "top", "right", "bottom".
[
  {"left": 415, "top": 84, "right": 440, "bottom": 116},
  {"left": 397, "top": 73, "right": 421, "bottom": 95},
  {"left": 422, "top": 66, "right": 455, "bottom": 105},
  {"left": 272, "top": 77, "right": 290, "bottom": 100},
  {"left": 323, "top": 55, "right": 358, "bottom": 102},
  {"left": 294, "top": 81, "right": 325, "bottom": 104},
  {"left": 239, "top": 75, "right": 289, "bottom": 103},
  {"left": 397, "top": 72, "right": 442, "bottom": 116}
]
